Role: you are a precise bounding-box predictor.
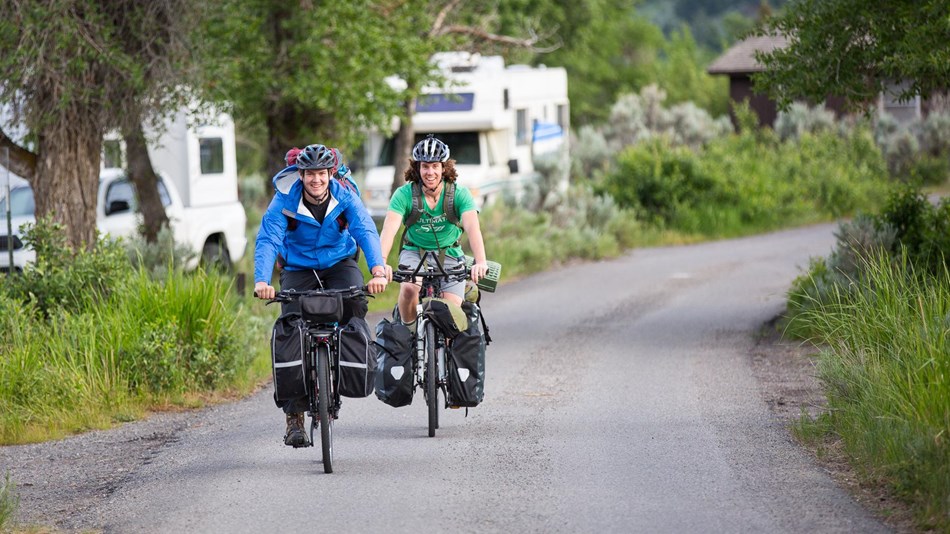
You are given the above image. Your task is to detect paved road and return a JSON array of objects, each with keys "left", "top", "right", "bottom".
[{"left": 90, "top": 224, "right": 889, "bottom": 533}]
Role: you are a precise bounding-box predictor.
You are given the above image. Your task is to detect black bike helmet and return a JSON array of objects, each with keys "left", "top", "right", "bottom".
[
  {"left": 412, "top": 134, "right": 450, "bottom": 162},
  {"left": 296, "top": 144, "right": 336, "bottom": 170}
]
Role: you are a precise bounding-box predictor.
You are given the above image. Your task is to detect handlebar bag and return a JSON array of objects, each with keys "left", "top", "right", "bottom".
[
  {"left": 374, "top": 318, "right": 415, "bottom": 407},
  {"left": 271, "top": 313, "right": 308, "bottom": 405},
  {"left": 337, "top": 317, "right": 378, "bottom": 398},
  {"left": 445, "top": 302, "right": 487, "bottom": 408},
  {"left": 300, "top": 293, "right": 343, "bottom": 324},
  {"left": 421, "top": 298, "right": 468, "bottom": 338}
]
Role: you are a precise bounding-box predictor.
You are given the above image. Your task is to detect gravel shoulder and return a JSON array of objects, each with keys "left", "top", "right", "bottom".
[{"left": 0, "top": 315, "right": 923, "bottom": 533}]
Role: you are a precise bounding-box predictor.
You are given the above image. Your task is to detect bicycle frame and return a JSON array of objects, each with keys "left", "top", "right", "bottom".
[
  {"left": 393, "top": 250, "right": 469, "bottom": 437},
  {"left": 270, "top": 286, "right": 370, "bottom": 472}
]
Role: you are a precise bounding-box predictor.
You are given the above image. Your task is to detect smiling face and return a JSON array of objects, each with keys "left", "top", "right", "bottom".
[
  {"left": 301, "top": 168, "right": 330, "bottom": 202},
  {"left": 418, "top": 161, "right": 444, "bottom": 193}
]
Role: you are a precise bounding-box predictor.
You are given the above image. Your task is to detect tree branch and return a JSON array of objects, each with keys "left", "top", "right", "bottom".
[
  {"left": 434, "top": 25, "right": 559, "bottom": 53},
  {"left": 0, "top": 127, "right": 38, "bottom": 183},
  {"left": 429, "top": 0, "right": 462, "bottom": 36}
]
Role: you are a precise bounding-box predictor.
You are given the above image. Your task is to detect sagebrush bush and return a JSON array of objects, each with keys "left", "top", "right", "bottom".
[{"left": 774, "top": 103, "right": 836, "bottom": 141}]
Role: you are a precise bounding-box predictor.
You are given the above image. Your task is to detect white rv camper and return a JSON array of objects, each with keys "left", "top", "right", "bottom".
[{"left": 361, "top": 52, "right": 569, "bottom": 217}]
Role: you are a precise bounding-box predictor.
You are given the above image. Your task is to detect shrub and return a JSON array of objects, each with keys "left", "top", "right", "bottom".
[
  {"left": 774, "top": 103, "right": 836, "bottom": 141},
  {"left": 3, "top": 217, "right": 131, "bottom": 316},
  {"left": 876, "top": 185, "right": 950, "bottom": 276}
]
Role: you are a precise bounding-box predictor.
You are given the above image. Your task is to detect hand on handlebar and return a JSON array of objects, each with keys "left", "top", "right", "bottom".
[
  {"left": 254, "top": 281, "right": 276, "bottom": 300},
  {"left": 366, "top": 275, "right": 388, "bottom": 295},
  {"left": 470, "top": 262, "right": 489, "bottom": 284}
]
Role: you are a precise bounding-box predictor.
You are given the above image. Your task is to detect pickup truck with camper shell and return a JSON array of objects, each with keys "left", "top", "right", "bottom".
[{"left": 1, "top": 109, "right": 246, "bottom": 272}]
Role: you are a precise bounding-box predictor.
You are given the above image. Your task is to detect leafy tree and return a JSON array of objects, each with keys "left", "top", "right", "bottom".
[
  {"left": 0, "top": 0, "right": 200, "bottom": 249},
  {"left": 755, "top": 0, "right": 950, "bottom": 111},
  {"left": 199, "top": 0, "right": 417, "bottom": 177},
  {"left": 652, "top": 26, "right": 729, "bottom": 117}
]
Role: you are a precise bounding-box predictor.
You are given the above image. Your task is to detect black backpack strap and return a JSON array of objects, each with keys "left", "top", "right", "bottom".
[
  {"left": 405, "top": 182, "right": 424, "bottom": 228},
  {"left": 478, "top": 305, "right": 491, "bottom": 345},
  {"left": 443, "top": 182, "right": 460, "bottom": 227}
]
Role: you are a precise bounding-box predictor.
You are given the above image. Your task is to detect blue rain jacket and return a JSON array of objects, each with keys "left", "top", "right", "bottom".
[{"left": 254, "top": 166, "right": 383, "bottom": 284}]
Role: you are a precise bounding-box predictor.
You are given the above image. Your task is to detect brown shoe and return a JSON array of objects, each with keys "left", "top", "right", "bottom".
[{"left": 284, "top": 412, "right": 309, "bottom": 447}]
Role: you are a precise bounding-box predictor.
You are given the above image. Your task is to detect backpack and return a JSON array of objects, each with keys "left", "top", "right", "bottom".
[
  {"left": 445, "top": 302, "right": 488, "bottom": 408},
  {"left": 404, "top": 181, "right": 461, "bottom": 228}
]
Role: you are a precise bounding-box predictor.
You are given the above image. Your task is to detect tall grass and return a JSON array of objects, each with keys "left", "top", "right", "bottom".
[
  {"left": 0, "top": 267, "right": 270, "bottom": 445},
  {"left": 791, "top": 252, "right": 950, "bottom": 529}
]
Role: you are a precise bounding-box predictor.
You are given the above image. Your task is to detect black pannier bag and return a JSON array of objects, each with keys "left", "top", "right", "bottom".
[
  {"left": 337, "top": 317, "right": 377, "bottom": 398},
  {"left": 300, "top": 293, "right": 343, "bottom": 324},
  {"left": 271, "top": 313, "right": 308, "bottom": 405},
  {"left": 445, "top": 302, "right": 487, "bottom": 408},
  {"left": 374, "top": 318, "right": 415, "bottom": 407},
  {"left": 421, "top": 297, "right": 468, "bottom": 338}
]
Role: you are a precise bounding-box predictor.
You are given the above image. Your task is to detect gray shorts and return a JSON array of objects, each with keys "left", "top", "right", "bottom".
[{"left": 398, "top": 249, "right": 465, "bottom": 299}]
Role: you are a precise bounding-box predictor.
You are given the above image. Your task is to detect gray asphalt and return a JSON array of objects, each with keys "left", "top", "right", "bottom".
[{"left": 93, "top": 223, "right": 890, "bottom": 533}]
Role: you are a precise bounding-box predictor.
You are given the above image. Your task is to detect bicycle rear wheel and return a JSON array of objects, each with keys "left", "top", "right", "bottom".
[
  {"left": 316, "top": 344, "right": 334, "bottom": 473},
  {"left": 426, "top": 322, "right": 439, "bottom": 437}
]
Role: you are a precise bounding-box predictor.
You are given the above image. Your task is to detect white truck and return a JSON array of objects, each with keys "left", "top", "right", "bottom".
[
  {"left": 360, "top": 52, "right": 570, "bottom": 216},
  {"left": 1, "top": 109, "right": 247, "bottom": 272}
]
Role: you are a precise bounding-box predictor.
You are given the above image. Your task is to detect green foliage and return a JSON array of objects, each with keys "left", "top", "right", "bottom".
[
  {"left": 0, "top": 220, "right": 267, "bottom": 443},
  {"left": 3, "top": 216, "right": 131, "bottom": 316},
  {"left": 0, "top": 472, "right": 17, "bottom": 532},
  {"left": 651, "top": 26, "right": 730, "bottom": 117},
  {"left": 788, "top": 253, "right": 950, "bottom": 530},
  {"left": 598, "top": 127, "right": 890, "bottom": 236},
  {"left": 877, "top": 186, "right": 950, "bottom": 276},
  {"left": 123, "top": 225, "right": 198, "bottom": 278},
  {"left": 755, "top": 0, "right": 950, "bottom": 111},
  {"left": 486, "top": 181, "right": 647, "bottom": 279}
]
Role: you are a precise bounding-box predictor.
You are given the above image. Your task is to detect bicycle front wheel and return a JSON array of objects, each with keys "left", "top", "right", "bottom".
[
  {"left": 426, "top": 321, "right": 439, "bottom": 437},
  {"left": 317, "top": 344, "right": 334, "bottom": 473}
]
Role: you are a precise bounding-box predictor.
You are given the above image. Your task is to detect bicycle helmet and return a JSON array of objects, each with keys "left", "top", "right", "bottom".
[
  {"left": 296, "top": 144, "right": 336, "bottom": 170},
  {"left": 412, "top": 134, "right": 450, "bottom": 162}
]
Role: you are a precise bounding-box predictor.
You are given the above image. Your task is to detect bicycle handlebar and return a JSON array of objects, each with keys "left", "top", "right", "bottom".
[
  {"left": 391, "top": 264, "right": 470, "bottom": 284},
  {"left": 268, "top": 285, "right": 372, "bottom": 305}
]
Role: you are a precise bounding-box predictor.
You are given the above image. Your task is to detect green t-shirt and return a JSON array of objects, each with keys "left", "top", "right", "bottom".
[{"left": 389, "top": 182, "right": 476, "bottom": 257}]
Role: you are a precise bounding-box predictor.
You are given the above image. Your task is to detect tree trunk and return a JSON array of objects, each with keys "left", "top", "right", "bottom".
[
  {"left": 34, "top": 119, "right": 103, "bottom": 251},
  {"left": 123, "top": 122, "right": 169, "bottom": 244},
  {"left": 391, "top": 96, "right": 417, "bottom": 194}
]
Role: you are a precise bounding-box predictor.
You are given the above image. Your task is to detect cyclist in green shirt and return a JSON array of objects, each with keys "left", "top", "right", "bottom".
[{"left": 379, "top": 135, "right": 489, "bottom": 327}]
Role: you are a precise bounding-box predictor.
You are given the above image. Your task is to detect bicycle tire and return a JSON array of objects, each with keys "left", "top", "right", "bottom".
[
  {"left": 426, "top": 321, "right": 438, "bottom": 437},
  {"left": 317, "top": 344, "right": 333, "bottom": 473}
]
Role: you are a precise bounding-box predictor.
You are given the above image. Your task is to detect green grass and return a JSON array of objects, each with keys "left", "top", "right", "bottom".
[
  {"left": 789, "top": 253, "right": 950, "bottom": 530},
  {"left": 0, "top": 472, "right": 18, "bottom": 532},
  {"left": 0, "top": 267, "right": 270, "bottom": 445}
]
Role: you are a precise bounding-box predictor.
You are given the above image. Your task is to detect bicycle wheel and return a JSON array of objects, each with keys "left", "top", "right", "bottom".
[
  {"left": 426, "top": 321, "right": 439, "bottom": 437},
  {"left": 316, "top": 344, "right": 333, "bottom": 473}
]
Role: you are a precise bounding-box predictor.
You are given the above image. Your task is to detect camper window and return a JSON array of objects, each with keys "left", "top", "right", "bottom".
[
  {"left": 377, "top": 132, "right": 481, "bottom": 166},
  {"left": 199, "top": 137, "right": 225, "bottom": 174},
  {"left": 516, "top": 109, "right": 528, "bottom": 145}
]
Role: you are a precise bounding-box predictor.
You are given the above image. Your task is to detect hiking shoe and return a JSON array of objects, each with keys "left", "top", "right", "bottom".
[{"left": 284, "top": 412, "right": 309, "bottom": 447}]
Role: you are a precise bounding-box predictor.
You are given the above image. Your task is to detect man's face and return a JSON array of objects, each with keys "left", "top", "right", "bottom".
[
  {"left": 419, "top": 161, "right": 443, "bottom": 191},
  {"left": 301, "top": 168, "right": 330, "bottom": 201}
]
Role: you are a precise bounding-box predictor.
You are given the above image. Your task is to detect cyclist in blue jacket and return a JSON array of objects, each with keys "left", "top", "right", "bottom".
[{"left": 254, "top": 143, "right": 388, "bottom": 447}]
